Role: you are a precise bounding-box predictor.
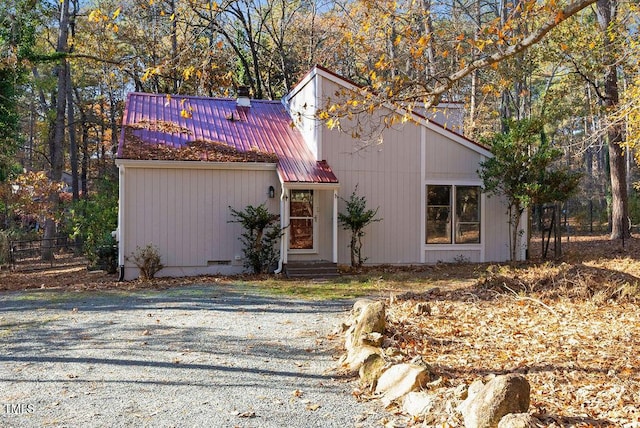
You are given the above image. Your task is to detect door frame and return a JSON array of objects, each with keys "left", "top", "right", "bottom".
[
  {"left": 279, "top": 184, "right": 340, "bottom": 267},
  {"left": 288, "top": 189, "right": 318, "bottom": 254}
]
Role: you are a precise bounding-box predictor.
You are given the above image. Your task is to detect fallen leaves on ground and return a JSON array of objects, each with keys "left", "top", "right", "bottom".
[{"left": 379, "top": 235, "right": 640, "bottom": 427}]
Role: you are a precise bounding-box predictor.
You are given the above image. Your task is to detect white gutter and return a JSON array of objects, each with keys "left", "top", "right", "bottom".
[
  {"left": 117, "top": 164, "right": 126, "bottom": 280},
  {"left": 333, "top": 189, "right": 338, "bottom": 263}
]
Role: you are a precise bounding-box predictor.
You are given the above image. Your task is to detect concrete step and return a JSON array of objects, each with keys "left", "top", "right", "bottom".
[{"left": 284, "top": 261, "right": 340, "bottom": 279}]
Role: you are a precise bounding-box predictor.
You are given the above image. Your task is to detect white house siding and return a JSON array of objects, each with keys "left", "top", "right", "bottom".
[
  {"left": 424, "top": 133, "right": 482, "bottom": 181},
  {"left": 307, "top": 76, "right": 517, "bottom": 266},
  {"left": 118, "top": 161, "right": 280, "bottom": 280},
  {"left": 286, "top": 73, "right": 321, "bottom": 160},
  {"left": 317, "top": 80, "right": 423, "bottom": 265},
  {"left": 482, "top": 194, "right": 512, "bottom": 262}
]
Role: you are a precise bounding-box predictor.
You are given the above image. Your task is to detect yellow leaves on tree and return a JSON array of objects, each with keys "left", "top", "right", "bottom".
[
  {"left": 618, "top": 76, "right": 640, "bottom": 167},
  {"left": 88, "top": 7, "right": 120, "bottom": 33},
  {"left": 141, "top": 66, "right": 162, "bottom": 82}
]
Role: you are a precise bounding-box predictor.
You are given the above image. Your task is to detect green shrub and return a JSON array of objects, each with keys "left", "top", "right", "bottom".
[
  {"left": 338, "top": 186, "right": 381, "bottom": 268},
  {"left": 67, "top": 178, "right": 118, "bottom": 266},
  {"left": 229, "top": 204, "right": 281, "bottom": 274}
]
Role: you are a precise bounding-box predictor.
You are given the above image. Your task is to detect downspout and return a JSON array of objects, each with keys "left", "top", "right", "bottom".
[
  {"left": 274, "top": 183, "right": 286, "bottom": 274},
  {"left": 117, "top": 164, "right": 126, "bottom": 281}
]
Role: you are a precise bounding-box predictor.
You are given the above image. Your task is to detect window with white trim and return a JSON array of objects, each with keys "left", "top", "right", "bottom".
[{"left": 426, "top": 185, "right": 480, "bottom": 244}]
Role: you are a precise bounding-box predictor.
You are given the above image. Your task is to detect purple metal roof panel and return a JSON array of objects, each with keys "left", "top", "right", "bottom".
[{"left": 118, "top": 93, "right": 338, "bottom": 184}]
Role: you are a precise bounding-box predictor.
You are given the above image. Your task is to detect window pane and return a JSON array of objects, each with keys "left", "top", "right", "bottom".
[
  {"left": 456, "top": 223, "right": 480, "bottom": 243},
  {"left": 426, "top": 185, "right": 452, "bottom": 244},
  {"left": 455, "top": 186, "right": 480, "bottom": 244},
  {"left": 290, "top": 218, "right": 313, "bottom": 249},
  {"left": 427, "top": 185, "right": 450, "bottom": 206},
  {"left": 426, "top": 206, "right": 451, "bottom": 244},
  {"left": 290, "top": 190, "right": 313, "bottom": 217},
  {"left": 456, "top": 186, "right": 479, "bottom": 222}
]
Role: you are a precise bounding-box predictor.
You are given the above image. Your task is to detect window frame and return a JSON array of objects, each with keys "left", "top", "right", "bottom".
[{"left": 425, "top": 184, "right": 481, "bottom": 245}]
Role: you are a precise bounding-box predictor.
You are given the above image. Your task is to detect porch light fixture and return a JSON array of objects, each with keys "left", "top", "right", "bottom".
[{"left": 268, "top": 186, "right": 275, "bottom": 198}]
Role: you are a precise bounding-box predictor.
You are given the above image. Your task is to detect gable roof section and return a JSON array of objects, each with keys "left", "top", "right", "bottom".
[
  {"left": 117, "top": 92, "right": 338, "bottom": 184},
  {"left": 291, "top": 65, "right": 492, "bottom": 158}
]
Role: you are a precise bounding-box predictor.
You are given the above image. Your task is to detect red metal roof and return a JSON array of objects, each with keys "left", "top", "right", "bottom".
[{"left": 117, "top": 93, "right": 338, "bottom": 184}]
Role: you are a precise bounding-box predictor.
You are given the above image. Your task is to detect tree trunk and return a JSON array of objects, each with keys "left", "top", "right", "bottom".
[
  {"left": 74, "top": 88, "right": 89, "bottom": 198},
  {"left": 596, "top": 0, "right": 629, "bottom": 240},
  {"left": 350, "top": 232, "right": 357, "bottom": 267},
  {"left": 67, "top": 65, "right": 79, "bottom": 201},
  {"left": 43, "top": 0, "right": 70, "bottom": 262}
]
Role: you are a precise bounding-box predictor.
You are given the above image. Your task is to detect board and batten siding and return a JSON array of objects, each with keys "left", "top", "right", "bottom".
[
  {"left": 312, "top": 76, "right": 515, "bottom": 266},
  {"left": 286, "top": 72, "right": 321, "bottom": 160},
  {"left": 318, "top": 80, "right": 423, "bottom": 265},
  {"left": 422, "top": 127, "right": 514, "bottom": 263},
  {"left": 118, "top": 161, "right": 280, "bottom": 280}
]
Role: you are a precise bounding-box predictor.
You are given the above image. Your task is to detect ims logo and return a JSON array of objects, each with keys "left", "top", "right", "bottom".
[{"left": 4, "top": 403, "right": 35, "bottom": 414}]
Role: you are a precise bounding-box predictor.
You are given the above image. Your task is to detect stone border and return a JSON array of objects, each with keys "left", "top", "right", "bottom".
[{"left": 338, "top": 299, "right": 539, "bottom": 428}]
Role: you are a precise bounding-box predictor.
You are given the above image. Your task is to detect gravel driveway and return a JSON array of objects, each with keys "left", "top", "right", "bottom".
[{"left": 0, "top": 283, "right": 384, "bottom": 427}]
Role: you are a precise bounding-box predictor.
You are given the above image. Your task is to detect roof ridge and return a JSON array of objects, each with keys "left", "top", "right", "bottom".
[{"left": 127, "top": 92, "right": 281, "bottom": 104}]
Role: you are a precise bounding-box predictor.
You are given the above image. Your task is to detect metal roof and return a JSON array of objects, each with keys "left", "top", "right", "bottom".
[{"left": 117, "top": 93, "right": 338, "bottom": 184}]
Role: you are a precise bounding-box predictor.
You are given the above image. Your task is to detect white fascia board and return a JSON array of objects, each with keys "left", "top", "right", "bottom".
[
  {"left": 282, "top": 182, "right": 340, "bottom": 190},
  {"left": 115, "top": 159, "right": 278, "bottom": 171},
  {"left": 286, "top": 68, "right": 319, "bottom": 103}
]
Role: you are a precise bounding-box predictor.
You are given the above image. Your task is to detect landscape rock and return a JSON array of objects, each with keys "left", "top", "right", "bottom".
[
  {"left": 359, "top": 352, "right": 386, "bottom": 389},
  {"left": 375, "top": 363, "right": 430, "bottom": 406},
  {"left": 341, "top": 344, "right": 381, "bottom": 372},
  {"left": 497, "top": 413, "right": 539, "bottom": 428},
  {"left": 458, "top": 374, "right": 530, "bottom": 428},
  {"left": 346, "top": 300, "right": 386, "bottom": 347},
  {"left": 342, "top": 299, "right": 386, "bottom": 371},
  {"left": 402, "top": 391, "right": 435, "bottom": 416},
  {"left": 362, "top": 331, "right": 384, "bottom": 347}
]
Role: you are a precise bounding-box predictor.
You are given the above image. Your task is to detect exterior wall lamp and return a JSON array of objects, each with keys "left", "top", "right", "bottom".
[{"left": 268, "top": 185, "right": 275, "bottom": 199}]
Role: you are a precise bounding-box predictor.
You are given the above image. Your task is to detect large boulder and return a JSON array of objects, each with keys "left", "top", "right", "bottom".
[{"left": 458, "top": 374, "right": 530, "bottom": 428}]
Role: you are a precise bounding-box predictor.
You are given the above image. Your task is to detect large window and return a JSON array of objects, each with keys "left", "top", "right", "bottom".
[{"left": 426, "top": 185, "right": 480, "bottom": 244}]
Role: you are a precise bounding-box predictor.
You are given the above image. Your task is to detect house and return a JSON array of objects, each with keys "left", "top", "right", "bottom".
[{"left": 114, "top": 65, "right": 525, "bottom": 280}]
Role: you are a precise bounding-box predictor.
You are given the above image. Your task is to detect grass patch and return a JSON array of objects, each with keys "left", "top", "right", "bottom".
[
  {"left": 229, "top": 277, "right": 387, "bottom": 300},
  {"left": 227, "top": 269, "right": 477, "bottom": 300}
]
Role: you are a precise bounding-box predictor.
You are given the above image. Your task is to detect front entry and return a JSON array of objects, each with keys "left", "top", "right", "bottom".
[{"left": 289, "top": 189, "right": 316, "bottom": 251}]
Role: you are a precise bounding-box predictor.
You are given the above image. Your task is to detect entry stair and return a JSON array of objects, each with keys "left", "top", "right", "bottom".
[{"left": 283, "top": 261, "right": 340, "bottom": 279}]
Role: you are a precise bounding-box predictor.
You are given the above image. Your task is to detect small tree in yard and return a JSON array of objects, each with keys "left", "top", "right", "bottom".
[
  {"left": 478, "top": 118, "right": 580, "bottom": 261},
  {"left": 229, "top": 204, "right": 280, "bottom": 274},
  {"left": 339, "top": 186, "right": 382, "bottom": 268}
]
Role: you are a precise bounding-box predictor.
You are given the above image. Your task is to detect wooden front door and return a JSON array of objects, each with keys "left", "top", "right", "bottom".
[{"left": 289, "top": 189, "right": 315, "bottom": 251}]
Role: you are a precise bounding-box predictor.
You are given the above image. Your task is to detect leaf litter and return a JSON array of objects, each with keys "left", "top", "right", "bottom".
[{"left": 378, "top": 235, "right": 640, "bottom": 427}]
